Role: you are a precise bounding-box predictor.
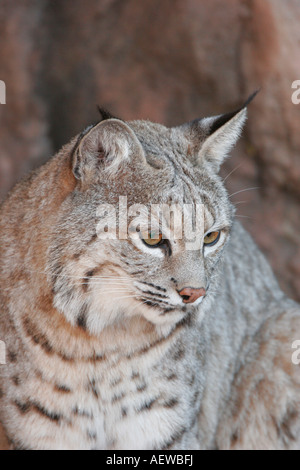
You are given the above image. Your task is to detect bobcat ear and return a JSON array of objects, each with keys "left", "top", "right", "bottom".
[
  {"left": 72, "top": 119, "right": 144, "bottom": 181},
  {"left": 181, "top": 91, "right": 258, "bottom": 172},
  {"left": 197, "top": 107, "right": 247, "bottom": 172}
]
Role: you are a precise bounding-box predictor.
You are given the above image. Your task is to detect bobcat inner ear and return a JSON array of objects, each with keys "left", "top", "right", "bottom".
[{"left": 72, "top": 119, "right": 145, "bottom": 182}]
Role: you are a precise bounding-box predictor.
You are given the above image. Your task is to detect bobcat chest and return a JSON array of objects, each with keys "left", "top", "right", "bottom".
[{"left": 73, "top": 339, "right": 202, "bottom": 450}]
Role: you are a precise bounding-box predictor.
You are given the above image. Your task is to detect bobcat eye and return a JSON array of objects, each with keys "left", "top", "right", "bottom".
[
  {"left": 142, "top": 231, "right": 163, "bottom": 247},
  {"left": 204, "top": 231, "right": 220, "bottom": 247}
]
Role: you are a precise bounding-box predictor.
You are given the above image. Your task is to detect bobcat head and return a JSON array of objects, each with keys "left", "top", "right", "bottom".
[{"left": 49, "top": 94, "right": 256, "bottom": 335}]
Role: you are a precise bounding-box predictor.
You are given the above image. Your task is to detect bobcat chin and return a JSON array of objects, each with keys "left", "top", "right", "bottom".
[{"left": 0, "top": 96, "right": 299, "bottom": 450}]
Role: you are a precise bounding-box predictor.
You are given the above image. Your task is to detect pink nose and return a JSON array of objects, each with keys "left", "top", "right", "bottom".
[{"left": 178, "top": 287, "right": 206, "bottom": 304}]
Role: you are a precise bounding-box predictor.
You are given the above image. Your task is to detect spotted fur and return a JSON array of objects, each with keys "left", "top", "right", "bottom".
[{"left": 0, "top": 101, "right": 299, "bottom": 449}]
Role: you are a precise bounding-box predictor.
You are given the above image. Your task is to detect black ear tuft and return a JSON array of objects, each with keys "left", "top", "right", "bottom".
[
  {"left": 208, "top": 90, "right": 260, "bottom": 136},
  {"left": 97, "top": 106, "right": 121, "bottom": 122}
]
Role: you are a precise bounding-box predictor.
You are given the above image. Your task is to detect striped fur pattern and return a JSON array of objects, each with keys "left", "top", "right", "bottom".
[{"left": 0, "top": 104, "right": 299, "bottom": 449}]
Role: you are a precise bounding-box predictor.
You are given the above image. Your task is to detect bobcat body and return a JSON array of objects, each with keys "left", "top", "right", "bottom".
[{"left": 0, "top": 102, "right": 299, "bottom": 450}]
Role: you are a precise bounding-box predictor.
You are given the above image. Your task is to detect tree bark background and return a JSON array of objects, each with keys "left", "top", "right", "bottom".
[{"left": 0, "top": 0, "right": 300, "bottom": 450}]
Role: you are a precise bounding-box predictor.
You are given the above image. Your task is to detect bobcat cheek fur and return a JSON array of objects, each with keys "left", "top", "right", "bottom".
[{"left": 0, "top": 98, "right": 299, "bottom": 450}]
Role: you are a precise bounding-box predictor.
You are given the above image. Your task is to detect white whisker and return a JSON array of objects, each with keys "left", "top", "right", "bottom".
[
  {"left": 108, "top": 295, "right": 141, "bottom": 301},
  {"left": 235, "top": 215, "right": 254, "bottom": 220},
  {"left": 85, "top": 280, "right": 128, "bottom": 284},
  {"left": 23, "top": 268, "right": 131, "bottom": 281},
  {"left": 229, "top": 187, "right": 259, "bottom": 198},
  {"left": 223, "top": 164, "right": 243, "bottom": 182},
  {"left": 233, "top": 200, "right": 247, "bottom": 205},
  {"left": 87, "top": 290, "right": 131, "bottom": 294}
]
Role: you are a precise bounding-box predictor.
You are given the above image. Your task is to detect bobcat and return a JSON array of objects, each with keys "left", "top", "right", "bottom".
[{"left": 0, "top": 96, "right": 299, "bottom": 450}]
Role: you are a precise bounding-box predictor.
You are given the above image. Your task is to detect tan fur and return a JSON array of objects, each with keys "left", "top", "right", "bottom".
[{"left": 0, "top": 110, "right": 299, "bottom": 449}]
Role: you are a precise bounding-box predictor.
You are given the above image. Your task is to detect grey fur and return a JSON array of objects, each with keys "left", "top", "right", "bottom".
[{"left": 0, "top": 104, "right": 299, "bottom": 450}]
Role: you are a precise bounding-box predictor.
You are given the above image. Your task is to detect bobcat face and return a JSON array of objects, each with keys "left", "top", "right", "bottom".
[{"left": 49, "top": 103, "right": 248, "bottom": 334}]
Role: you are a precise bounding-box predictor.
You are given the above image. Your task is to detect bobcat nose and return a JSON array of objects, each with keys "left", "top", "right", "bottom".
[{"left": 178, "top": 287, "right": 206, "bottom": 304}]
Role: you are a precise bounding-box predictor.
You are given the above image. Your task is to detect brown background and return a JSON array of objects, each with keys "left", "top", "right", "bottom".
[{"left": 0, "top": 0, "right": 300, "bottom": 450}]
